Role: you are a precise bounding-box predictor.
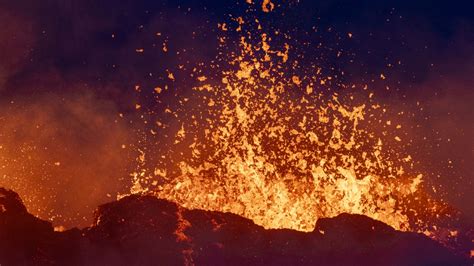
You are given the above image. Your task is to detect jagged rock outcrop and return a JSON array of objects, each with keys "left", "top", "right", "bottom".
[{"left": 0, "top": 188, "right": 471, "bottom": 265}]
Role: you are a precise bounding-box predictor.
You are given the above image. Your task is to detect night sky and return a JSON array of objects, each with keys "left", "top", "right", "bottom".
[{"left": 0, "top": 0, "right": 472, "bottom": 228}]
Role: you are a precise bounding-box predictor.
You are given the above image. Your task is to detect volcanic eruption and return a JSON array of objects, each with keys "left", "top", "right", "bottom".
[
  {"left": 0, "top": 0, "right": 472, "bottom": 265},
  {"left": 131, "top": 0, "right": 465, "bottom": 242}
]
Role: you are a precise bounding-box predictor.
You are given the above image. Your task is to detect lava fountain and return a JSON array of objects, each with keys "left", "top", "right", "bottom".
[{"left": 131, "top": 3, "right": 447, "bottom": 237}]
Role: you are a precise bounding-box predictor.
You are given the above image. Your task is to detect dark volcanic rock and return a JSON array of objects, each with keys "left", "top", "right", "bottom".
[
  {"left": 0, "top": 187, "right": 471, "bottom": 265},
  {"left": 0, "top": 188, "right": 81, "bottom": 265}
]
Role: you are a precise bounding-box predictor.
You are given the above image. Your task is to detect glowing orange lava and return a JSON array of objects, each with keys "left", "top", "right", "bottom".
[{"left": 131, "top": 11, "right": 435, "bottom": 234}]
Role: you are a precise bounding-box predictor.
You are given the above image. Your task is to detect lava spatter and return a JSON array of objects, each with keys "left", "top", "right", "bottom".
[
  {"left": 130, "top": 11, "right": 433, "bottom": 235},
  {"left": 128, "top": 3, "right": 465, "bottom": 250}
]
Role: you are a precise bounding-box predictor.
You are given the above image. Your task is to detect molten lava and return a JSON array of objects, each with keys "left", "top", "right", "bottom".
[{"left": 131, "top": 10, "right": 437, "bottom": 234}]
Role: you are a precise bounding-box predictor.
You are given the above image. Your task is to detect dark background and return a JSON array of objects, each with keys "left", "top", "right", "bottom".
[{"left": 0, "top": 0, "right": 472, "bottom": 228}]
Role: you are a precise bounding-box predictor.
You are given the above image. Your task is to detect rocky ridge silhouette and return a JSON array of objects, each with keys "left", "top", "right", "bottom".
[{"left": 0, "top": 187, "right": 471, "bottom": 265}]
